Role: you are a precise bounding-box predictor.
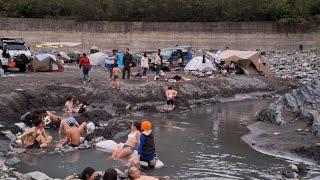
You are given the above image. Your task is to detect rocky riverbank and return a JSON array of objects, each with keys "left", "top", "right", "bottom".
[
  {"left": 266, "top": 50, "right": 320, "bottom": 84},
  {"left": 243, "top": 80, "right": 320, "bottom": 167}
]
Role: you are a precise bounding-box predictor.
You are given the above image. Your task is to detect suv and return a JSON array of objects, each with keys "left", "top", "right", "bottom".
[
  {"left": 0, "top": 38, "right": 31, "bottom": 72},
  {"left": 150, "top": 46, "right": 192, "bottom": 68}
]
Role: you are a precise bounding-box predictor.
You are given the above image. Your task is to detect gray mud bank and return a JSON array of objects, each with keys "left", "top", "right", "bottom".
[
  {"left": 244, "top": 80, "right": 320, "bottom": 165},
  {"left": 0, "top": 66, "right": 297, "bottom": 138}
]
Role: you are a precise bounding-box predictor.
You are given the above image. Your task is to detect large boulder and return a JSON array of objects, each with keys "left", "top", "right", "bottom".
[{"left": 257, "top": 80, "right": 320, "bottom": 136}]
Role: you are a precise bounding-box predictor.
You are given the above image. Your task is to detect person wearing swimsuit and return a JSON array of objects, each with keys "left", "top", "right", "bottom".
[
  {"left": 112, "top": 121, "right": 140, "bottom": 160},
  {"left": 112, "top": 64, "right": 122, "bottom": 91}
]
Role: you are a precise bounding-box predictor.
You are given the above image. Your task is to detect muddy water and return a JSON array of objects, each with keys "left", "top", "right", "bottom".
[{"left": 12, "top": 99, "right": 320, "bottom": 179}]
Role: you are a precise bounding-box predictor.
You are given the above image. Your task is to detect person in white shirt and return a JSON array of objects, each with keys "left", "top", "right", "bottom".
[{"left": 141, "top": 52, "right": 149, "bottom": 76}]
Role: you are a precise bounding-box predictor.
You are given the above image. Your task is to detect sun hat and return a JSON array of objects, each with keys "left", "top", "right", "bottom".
[
  {"left": 66, "top": 117, "right": 77, "bottom": 126},
  {"left": 141, "top": 120, "right": 152, "bottom": 131}
]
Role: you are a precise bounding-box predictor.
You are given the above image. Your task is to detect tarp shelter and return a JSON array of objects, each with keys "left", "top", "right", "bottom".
[
  {"left": 184, "top": 56, "right": 215, "bottom": 72},
  {"left": 32, "top": 53, "right": 64, "bottom": 72},
  {"left": 58, "top": 51, "right": 71, "bottom": 61},
  {"left": 88, "top": 52, "right": 108, "bottom": 66},
  {"left": 219, "top": 50, "right": 272, "bottom": 76},
  {"left": 36, "top": 42, "right": 81, "bottom": 49}
]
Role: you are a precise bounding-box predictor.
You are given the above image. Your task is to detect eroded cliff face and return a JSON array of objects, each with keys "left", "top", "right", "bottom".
[{"left": 257, "top": 80, "right": 320, "bottom": 136}]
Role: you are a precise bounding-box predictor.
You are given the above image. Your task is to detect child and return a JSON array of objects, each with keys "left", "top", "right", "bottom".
[{"left": 112, "top": 64, "right": 122, "bottom": 90}]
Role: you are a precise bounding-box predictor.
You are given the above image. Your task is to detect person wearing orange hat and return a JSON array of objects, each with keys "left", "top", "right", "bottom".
[{"left": 136, "top": 120, "right": 156, "bottom": 168}]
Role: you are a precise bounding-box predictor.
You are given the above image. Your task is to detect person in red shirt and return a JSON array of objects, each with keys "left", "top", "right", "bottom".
[{"left": 79, "top": 53, "right": 91, "bottom": 83}]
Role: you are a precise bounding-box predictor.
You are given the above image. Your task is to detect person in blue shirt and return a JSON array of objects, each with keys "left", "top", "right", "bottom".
[{"left": 136, "top": 120, "right": 156, "bottom": 168}]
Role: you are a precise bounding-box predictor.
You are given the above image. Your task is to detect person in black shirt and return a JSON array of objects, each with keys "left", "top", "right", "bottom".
[{"left": 122, "top": 48, "right": 133, "bottom": 79}]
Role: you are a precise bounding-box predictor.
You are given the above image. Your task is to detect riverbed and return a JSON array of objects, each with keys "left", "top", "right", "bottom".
[{"left": 10, "top": 99, "right": 320, "bottom": 179}]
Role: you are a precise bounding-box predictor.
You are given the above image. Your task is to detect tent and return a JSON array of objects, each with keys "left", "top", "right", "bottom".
[
  {"left": 32, "top": 53, "right": 64, "bottom": 72},
  {"left": 88, "top": 52, "right": 108, "bottom": 66},
  {"left": 184, "top": 56, "right": 215, "bottom": 72},
  {"left": 219, "top": 50, "right": 272, "bottom": 76},
  {"left": 58, "top": 51, "right": 71, "bottom": 62}
]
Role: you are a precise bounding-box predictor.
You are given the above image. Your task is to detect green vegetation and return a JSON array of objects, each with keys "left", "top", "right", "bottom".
[{"left": 0, "top": 0, "right": 319, "bottom": 23}]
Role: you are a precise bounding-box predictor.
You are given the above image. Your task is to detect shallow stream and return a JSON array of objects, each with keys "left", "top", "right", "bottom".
[{"left": 12, "top": 99, "right": 320, "bottom": 179}]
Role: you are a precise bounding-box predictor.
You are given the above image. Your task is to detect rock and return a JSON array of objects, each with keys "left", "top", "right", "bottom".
[
  {"left": 25, "top": 171, "right": 50, "bottom": 180},
  {"left": 289, "top": 164, "right": 299, "bottom": 173},
  {"left": 273, "top": 132, "right": 281, "bottom": 136},
  {"left": 6, "top": 157, "right": 21, "bottom": 166},
  {"left": 0, "top": 162, "right": 8, "bottom": 172},
  {"left": 257, "top": 81, "right": 320, "bottom": 136}
]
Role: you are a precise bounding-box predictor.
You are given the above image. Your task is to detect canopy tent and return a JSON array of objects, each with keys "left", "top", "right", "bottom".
[
  {"left": 88, "top": 52, "right": 108, "bottom": 66},
  {"left": 219, "top": 50, "right": 272, "bottom": 76},
  {"left": 32, "top": 53, "right": 63, "bottom": 72},
  {"left": 36, "top": 42, "right": 81, "bottom": 49},
  {"left": 184, "top": 56, "right": 215, "bottom": 72}
]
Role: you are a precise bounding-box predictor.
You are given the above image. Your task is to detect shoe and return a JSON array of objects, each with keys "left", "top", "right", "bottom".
[{"left": 87, "top": 78, "right": 91, "bottom": 82}]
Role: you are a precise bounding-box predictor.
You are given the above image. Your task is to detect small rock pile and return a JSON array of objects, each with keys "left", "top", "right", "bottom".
[{"left": 266, "top": 50, "right": 320, "bottom": 83}]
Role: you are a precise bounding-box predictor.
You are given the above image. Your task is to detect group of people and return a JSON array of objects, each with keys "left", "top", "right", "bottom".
[
  {"left": 78, "top": 48, "right": 167, "bottom": 90},
  {"left": 67, "top": 119, "right": 159, "bottom": 180},
  {"left": 20, "top": 97, "right": 90, "bottom": 149}
]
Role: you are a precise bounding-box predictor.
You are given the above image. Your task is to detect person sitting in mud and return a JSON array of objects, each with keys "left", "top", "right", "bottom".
[
  {"left": 57, "top": 118, "right": 87, "bottom": 148},
  {"left": 166, "top": 75, "right": 191, "bottom": 82},
  {"left": 128, "top": 166, "right": 158, "bottom": 180},
  {"left": 74, "top": 99, "right": 87, "bottom": 114},
  {"left": 112, "top": 120, "right": 141, "bottom": 160},
  {"left": 132, "top": 120, "right": 156, "bottom": 168},
  {"left": 103, "top": 168, "right": 118, "bottom": 180},
  {"left": 80, "top": 167, "right": 100, "bottom": 180},
  {"left": 165, "top": 87, "right": 178, "bottom": 111},
  {"left": 65, "top": 96, "right": 75, "bottom": 113},
  {"left": 112, "top": 63, "right": 122, "bottom": 91},
  {"left": 20, "top": 118, "right": 53, "bottom": 149}
]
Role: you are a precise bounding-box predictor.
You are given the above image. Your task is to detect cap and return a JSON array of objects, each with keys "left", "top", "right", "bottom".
[
  {"left": 66, "top": 117, "right": 77, "bottom": 126},
  {"left": 141, "top": 120, "right": 152, "bottom": 131}
]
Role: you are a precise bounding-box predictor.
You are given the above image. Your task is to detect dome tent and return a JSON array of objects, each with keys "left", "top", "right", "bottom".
[{"left": 184, "top": 56, "right": 215, "bottom": 72}]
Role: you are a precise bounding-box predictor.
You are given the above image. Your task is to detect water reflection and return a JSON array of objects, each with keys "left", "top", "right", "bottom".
[{"left": 12, "top": 99, "right": 320, "bottom": 179}]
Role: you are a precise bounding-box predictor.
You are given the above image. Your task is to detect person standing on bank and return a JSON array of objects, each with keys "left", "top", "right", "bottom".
[
  {"left": 154, "top": 49, "right": 162, "bottom": 79},
  {"left": 122, "top": 48, "right": 133, "bottom": 79},
  {"left": 79, "top": 53, "right": 91, "bottom": 84},
  {"left": 141, "top": 52, "right": 149, "bottom": 76}
]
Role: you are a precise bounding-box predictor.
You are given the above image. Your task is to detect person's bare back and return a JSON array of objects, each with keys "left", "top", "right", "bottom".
[
  {"left": 67, "top": 126, "right": 81, "bottom": 146},
  {"left": 166, "top": 89, "right": 177, "bottom": 100}
]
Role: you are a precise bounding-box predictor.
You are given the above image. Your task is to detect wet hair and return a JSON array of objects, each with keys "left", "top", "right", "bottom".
[
  {"left": 83, "top": 53, "right": 87, "bottom": 56},
  {"left": 69, "top": 123, "right": 75, "bottom": 127},
  {"left": 114, "top": 63, "right": 118, "bottom": 67},
  {"left": 80, "top": 167, "right": 95, "bottom": 179},
  {"left": 34, "top": 109, "right": 46, "bottom": 115},
  {"left": 103, "top": 168, "right": 117, "bottom": 180},
  {"left": 126, "top": 48, "right": 129, "bottom": 51},
  {"left": 143, "top": 52, "right": 147, "bottom": 57},
  {"left": 131, "top": 121, "right": 141, "bottom": 131},
  {"left": 157, "top": 49, "right": 161, "bottom": 55},
  {"left": 66, "top": 97, "right": 73, "bottom": 101},
  {"left": 33, "top": 118, "right": 43, "bottom": 127},
  {"left": 168, "top": 87, "right": 172, "bottom": 90}
]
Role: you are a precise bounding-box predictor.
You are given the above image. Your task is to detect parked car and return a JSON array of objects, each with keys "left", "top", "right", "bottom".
[
  {"left": 149, "top": 46, "right": 192, "bottom": 69},
  {"left": 0, "top": 38, "right": 31, "bottom": 72}
]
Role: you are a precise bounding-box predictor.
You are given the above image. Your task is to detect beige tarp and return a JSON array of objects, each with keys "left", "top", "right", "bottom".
[
  {"left": 219, "top": 50, "right": 272, "bottom": 75},
  {"left": 32, "top": 55, "right": 63, "bottom": 72}
]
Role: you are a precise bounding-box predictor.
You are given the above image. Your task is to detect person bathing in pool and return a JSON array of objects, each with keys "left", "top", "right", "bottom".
[
  {"left": 111, "top": 121, "right": 141, "bottom": 160},
  {"left": 57, "top": 118, "right": 87, "bottom": 148}
]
